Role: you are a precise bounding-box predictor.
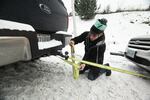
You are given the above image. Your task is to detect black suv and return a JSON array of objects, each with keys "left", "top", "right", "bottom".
[{"left": 0, "top": 0, "right": 71, "bottom": 66}]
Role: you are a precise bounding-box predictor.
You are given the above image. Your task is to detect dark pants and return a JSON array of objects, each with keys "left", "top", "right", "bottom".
[{"left": 83, "top": 65, "right": 106, "bottom": 74}]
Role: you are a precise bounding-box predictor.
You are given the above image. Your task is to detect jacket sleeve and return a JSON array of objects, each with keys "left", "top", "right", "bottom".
[{"left": 71, "top": 32, "right": 88, "bottom": 44}]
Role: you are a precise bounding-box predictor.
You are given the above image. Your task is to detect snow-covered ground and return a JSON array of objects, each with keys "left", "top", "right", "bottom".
[
  {"left": 65, "top": 11, "right": 150, "bottom": 57},
  {"left": 0, "top": 11, "right": 150, "bottom": 100}
]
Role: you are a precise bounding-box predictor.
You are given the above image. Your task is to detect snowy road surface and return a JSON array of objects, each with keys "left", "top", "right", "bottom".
[
  {"left": 0, "top": 11, "right": 150, "bottom": 100},
  {"left": 0, "top": 55, "right": 150, "bottom": 100}
]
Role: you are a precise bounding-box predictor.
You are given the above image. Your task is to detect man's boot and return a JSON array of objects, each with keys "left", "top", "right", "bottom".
[
  {"left": 88, "top": 69, "right": 100, "bottom": 81},
  {"left": 104, "top": 63, "right": 112, "bottom": 76}
]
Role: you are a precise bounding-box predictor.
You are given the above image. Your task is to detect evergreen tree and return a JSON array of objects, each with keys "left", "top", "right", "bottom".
[{"left": 75, "top": 0, "right": 97, "bottom": 20}]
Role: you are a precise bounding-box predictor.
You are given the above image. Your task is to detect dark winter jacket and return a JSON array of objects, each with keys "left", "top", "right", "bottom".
[{"left": 71, "top": 31, "right": 106, "bottom": 64}]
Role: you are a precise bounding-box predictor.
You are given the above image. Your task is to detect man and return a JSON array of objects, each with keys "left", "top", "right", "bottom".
[{"left": 69, "top": 18, "right": 111, "bottom": 81}]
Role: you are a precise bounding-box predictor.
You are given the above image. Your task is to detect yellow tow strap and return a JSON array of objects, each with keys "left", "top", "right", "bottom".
[
  {"left": 70, "top": 44, "right": 79, "bottom": 79},
  {"left": 61, "top": 45, "right": 150, "bottom": 79},
  {"left": 68, "top": 57, "right": 150, "bottom": 79}
]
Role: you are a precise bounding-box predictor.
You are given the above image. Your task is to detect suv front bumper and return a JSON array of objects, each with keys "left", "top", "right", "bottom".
[{"left": 125, "top": 47, "right": 150, "bottom": 71}]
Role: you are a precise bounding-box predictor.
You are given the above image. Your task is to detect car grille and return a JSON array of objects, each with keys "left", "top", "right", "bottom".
[{"left": 128, "top": 39, "right": 150, "bottom": 50}]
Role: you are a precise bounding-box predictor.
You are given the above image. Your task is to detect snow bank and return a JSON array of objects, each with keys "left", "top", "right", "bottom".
[
  {"left": 97, "top": 0, "right": 150, "bottom": 13},
  {"left": 62, "top": 0, "right": 150, "bottom": 13}
]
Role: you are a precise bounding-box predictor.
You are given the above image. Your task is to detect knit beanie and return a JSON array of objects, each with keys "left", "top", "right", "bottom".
[{"left": 90, "top": 18, "right": 107, "bottom": 34}]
